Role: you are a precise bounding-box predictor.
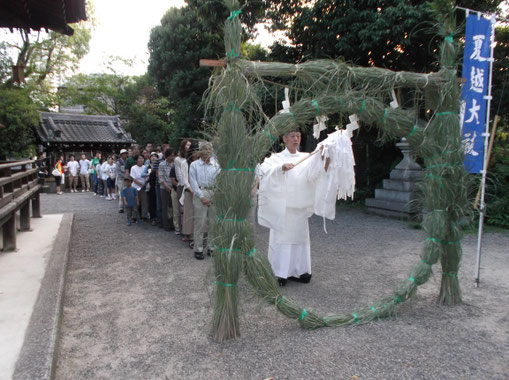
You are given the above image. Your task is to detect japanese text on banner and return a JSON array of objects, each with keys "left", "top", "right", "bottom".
[{"left": 460, "top": 14, "right": 494, "bottom": 173}]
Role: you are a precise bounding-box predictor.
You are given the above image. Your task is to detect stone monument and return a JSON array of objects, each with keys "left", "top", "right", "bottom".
[{"left": 365, "top": 138, "right": 423, "bottom": 219}]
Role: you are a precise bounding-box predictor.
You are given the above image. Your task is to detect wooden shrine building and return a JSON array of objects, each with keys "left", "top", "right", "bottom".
[{"left": 36, "top": 112, "right": 134, "bottom": 163}]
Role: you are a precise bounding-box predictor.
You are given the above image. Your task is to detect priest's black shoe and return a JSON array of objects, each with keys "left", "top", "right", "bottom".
[
  {"left": 289, "top": 273, "right": 312, "bottom": 283},
  {"left": 277, "top": 277, "right": 287, "bottom": 287},
  {"left": 194, "top": 251, "right": 204, "bottom": 260}
]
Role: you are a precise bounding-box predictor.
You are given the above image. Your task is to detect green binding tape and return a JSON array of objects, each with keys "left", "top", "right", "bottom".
[
  {"left": 394, "top": 296, "right": 402, "bottom": 304},
  {"left": 381, "top": 108, "right": 388, "bottom": 122},
  {"left": 213, "top": 281, "right": 236, "bottom": 287},
  {"left": 352, "top": 313, "right": 359, "bottom": 322},
  {"left": 228, "top": 9, "right": 242, "bottom": 20},
  {"left": 421, "top": 259, "right": 432, "bottom": 266},
  {"left": 299, "top": 309, "right": 308, "bottom": 321},
  {"left": 216, "top": 215, "right": 246, "bottom": 222},
  {"left": 436, "top": 111, "right": 458, "bottom": 116},
  {"left": 278, "top": 295, "right": 285, "bottom": 305},
  {"left": 226, "top": 49, "right": 239, "bottom": 59},
  {"left": 407, "top": 125, "right": 417, "bottom": 138},
  {"left": 359, "top": 99, "right": 366, "bottom": 114},
  {"left": 371, "top": 306, "right": 378, "bottom": 315},
  {"left": 263, "top": 129, "right": 276, "bottom": 141},
  {"left": 289, "top": 111, "right": 296, "bottom": 119},
  {"left": 246, "top": 248, "right": 256, "bottom": 257},
  {"left": 339, "top": 98, "right": 344, "bottom": 108},
  {"left": 213, "top": 245, "right": 241, "bottom": 253},
  {"left": 426, "top": 237, "right": 460, "bottom": 245},
  {"left": 445, "top": 34, "right": 453, "bottom": 42},
  {"left": 224, "top": 102, "right": 241, "bottom": 112},
  {"left": 442, "top": 272, "right": 458, "bottom": 278},
  {"left": 223, "top": 167, "right": 255, "bottom": 172},
  {"left": 312, "top": 100, "right": 320, "bottom": 116},
  {"left": 323, "top": 318, "right": 328, "bottom": 326},
  {"left": 409, "top": 276, "right": 417, "bottom": 284}
]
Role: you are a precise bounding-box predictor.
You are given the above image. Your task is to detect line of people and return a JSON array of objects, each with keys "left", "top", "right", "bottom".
[{"left": 55, "top": 141, "right": 221, "bottom": 260}]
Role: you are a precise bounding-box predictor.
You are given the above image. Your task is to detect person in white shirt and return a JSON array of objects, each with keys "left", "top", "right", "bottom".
[
  {"left": 100, "top": 159, "right": 109, "bottom": 198},
  {"left": 175, "top": 139, "right": 193, "bottom": 241},
  {"left": 189, "top": 142, "right": 220, "bottom": 260},
  {"left": 66, "top": 155, "right": 80, "bottom": 193},
  {"left": 104, "top": 156, "right": 117, "bottom": 200},
  {"left": 78, "top": 154, "right": 91, "bottom": 192},
  {"left": 130, "top": 155, "right": 148, "bottom": 219}
]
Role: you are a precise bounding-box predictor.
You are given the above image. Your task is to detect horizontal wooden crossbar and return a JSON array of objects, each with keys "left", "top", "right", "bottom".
[{"left": 0, "top": 184, "right": 41, "bottom": 227}]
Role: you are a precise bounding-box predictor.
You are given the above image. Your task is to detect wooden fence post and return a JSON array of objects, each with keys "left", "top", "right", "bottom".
[
  {"left": 20, "top": 202, "right": 31, "bottom": 231},
  {"left": 32, "top": 192, "right": 42, "bottom": 218},
  {"left": 2, "top": 212, "right": 16, "bottom": 251}
]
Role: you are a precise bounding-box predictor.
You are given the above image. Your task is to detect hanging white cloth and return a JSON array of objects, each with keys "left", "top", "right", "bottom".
[{"left": 304, "top": 130, "right": 356, "bottom": 220}]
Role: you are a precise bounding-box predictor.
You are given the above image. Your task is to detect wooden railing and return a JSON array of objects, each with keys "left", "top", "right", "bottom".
[{"left": 0, "top": 159, "right": 42, "bottom": 251}]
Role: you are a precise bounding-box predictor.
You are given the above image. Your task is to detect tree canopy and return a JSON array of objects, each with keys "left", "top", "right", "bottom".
[{"left": 0, "top": 87, "right": 39, "bottom": 159}]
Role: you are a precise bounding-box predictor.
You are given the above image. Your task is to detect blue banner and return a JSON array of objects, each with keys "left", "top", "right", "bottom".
[{"left": 460, "top": 14, "right": 493, "bottom": 173}]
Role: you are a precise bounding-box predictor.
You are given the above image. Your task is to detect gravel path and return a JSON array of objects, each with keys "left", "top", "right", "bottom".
[{"left": 42, "top": 192, "right": 509, "bottom": 379}]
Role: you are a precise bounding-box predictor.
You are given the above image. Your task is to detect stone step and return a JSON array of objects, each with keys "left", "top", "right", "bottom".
[
  {"left": 390, "top": 169, "right": 424, "bottom": 181},
  {"left": 365, "top": 198, "right": 419, "bottom": 213},
  {"left": 365, "top": 206, "right": 415, "bottom": 220},
  {"left": 374, "top": 188, "right": 417, "bottom": 203},
  {"left": 383, "top": 179, "right": 418, "bottom": 192}
]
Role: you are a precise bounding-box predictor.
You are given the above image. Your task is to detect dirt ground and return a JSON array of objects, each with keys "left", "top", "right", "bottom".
[{"left": 42, "top": 192, "right": 509, "bottom": 380}]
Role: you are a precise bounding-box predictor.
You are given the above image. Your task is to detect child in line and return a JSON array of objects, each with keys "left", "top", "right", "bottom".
[{"left": 121, "top": 177, "right": 140, "bottom": 226}]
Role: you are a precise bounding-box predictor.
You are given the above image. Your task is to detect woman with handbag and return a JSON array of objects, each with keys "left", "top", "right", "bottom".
[{"left": 52, "top": 156, "right": 65, "bottom": 195}]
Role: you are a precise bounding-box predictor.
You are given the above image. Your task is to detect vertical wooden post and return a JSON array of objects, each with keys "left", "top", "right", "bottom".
[
  {"left": 2, "top": 213, "right": 16, "bottom": 251},
  {"left": 20, "top": 202, "right": 31, "bottom": 231},
  {"left": 32, "top": 192, "right": 42, "bottom": 218}
]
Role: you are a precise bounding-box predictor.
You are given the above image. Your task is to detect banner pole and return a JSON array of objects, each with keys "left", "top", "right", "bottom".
[{"left": 474, "top": 14, "right": 497, "bottom": 288}]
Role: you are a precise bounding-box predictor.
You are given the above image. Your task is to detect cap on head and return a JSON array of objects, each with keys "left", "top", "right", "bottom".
[{"left": 120, "top": 149, "right": 128, "bottom": 155}]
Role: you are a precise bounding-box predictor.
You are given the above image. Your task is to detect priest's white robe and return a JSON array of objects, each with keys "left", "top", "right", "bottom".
[
  {"left": 258, "top": 132, "right": 356, "bottom": 279},
  {"left": 258, "top": 148, "right": 315, "bottom": 278}
]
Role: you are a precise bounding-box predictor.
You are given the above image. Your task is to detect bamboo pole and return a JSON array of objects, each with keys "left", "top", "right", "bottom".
[{"left": 474, "top": 115, "right": 500, "bottom": 209}]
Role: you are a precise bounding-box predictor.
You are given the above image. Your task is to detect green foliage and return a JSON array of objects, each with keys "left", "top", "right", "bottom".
[
  {"left": 0, "top": 87, "right": 39, "bottom": 159},
  {"left": 121, "top": 76, "right": 173, "bottom": 146},
  {"left": 59, "top": 71, "right": 135, "bottom": 115},
  {"left": 148, "top": 6, "right": 223, "bottom": 141},
  {"left": 147, "top": 3, "right": 270, "bottom": 143},
  {"left": 0, "top": 41, "right": 13, "bottom": 83},
  {"left": 485, "top": 134, "right": 509, "bottom": 228},
  {"left": 59, "top": 72, "right": 173, "bottom": 146},
  {"left": 0, "top": 4, "right": 93, "bottom": 109}
]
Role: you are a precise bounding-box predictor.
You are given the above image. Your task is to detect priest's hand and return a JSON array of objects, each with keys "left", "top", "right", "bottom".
[
  {"left": 282, "top": 163, "right": 295, "bottom": 172},
  {"left": 201, "top": 197, "right": 211, "bottom": 205}
]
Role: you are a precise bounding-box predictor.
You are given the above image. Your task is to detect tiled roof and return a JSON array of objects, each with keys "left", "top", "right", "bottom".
[{"left": 37, "top": 112, "right": 134, "bottom": 144}]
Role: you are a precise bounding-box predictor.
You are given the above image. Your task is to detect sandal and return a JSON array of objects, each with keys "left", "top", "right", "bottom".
[{"left": 189, "top": 241, "right": 194, "bottom": 249}]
